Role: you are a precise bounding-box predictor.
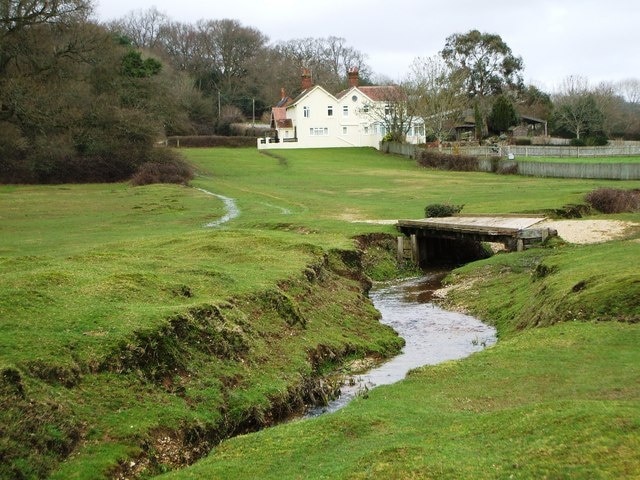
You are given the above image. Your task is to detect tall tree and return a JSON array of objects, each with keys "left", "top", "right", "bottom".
[
  {"left": 440, "top": 30, "right": 524, "bottom": 98},
  {"left": 440, "top": 30, "right": 524, "bottom": 137}
]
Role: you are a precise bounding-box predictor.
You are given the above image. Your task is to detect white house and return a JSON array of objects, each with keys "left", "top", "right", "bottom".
[{"left": 258, "top": 68, "right": 424, "bottom": 150}]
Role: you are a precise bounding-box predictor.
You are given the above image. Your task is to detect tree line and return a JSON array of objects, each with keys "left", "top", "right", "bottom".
[{"left": 1, "top": 2, "right": 639, "bottom": 184}]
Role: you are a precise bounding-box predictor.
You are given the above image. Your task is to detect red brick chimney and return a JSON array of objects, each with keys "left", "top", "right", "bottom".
[
  {"left": 348, "top": 67, "right": 359, "bottom": 88},
  {"left": 301, "top": 68, "right": 312, "bottom": 90}
]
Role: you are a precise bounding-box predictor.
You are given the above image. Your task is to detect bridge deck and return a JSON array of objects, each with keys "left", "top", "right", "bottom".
[
  {"left": 397, "top": 215, "right": 548, "bottom": 236},
  {"left": 396, "top": 215, "right": 556, "bottom": 264}
]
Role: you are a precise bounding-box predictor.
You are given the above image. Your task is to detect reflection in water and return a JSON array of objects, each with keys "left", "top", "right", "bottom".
[{"left": 305, "top": 273, "right": 497, "bottom": 417}]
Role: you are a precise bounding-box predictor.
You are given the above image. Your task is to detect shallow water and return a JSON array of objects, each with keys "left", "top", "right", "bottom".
[
  {"left": 305, "top": 273, "right": 497, "bottom": 416},
  {"left": 195, "top": 188, "right": 240, "bottom": 227}
]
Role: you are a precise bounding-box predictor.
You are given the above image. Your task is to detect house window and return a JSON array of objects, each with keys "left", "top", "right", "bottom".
[
  {"left": 342, "top": 126, "right": 348, "bottom": 135},
  {"left": 384, "top": 104, "right": 393, "bottom": 115},
  {"left": 309, "top": 127, "right": 328, "bottom": 136},
  {"left": 343, "top": 106, "right": 348, "bottom": 117},
  {"left": 327, "top": 106, "right": 333, "bottom": 116},
  {"left": 364, "top": 126, "right": 369, "bottom": 135},
  {"left": 363, "top": 104, "right": 369, "bottom": 113},
  {"left": 303, "top": 106, "right": 310, "bottom": 118}
]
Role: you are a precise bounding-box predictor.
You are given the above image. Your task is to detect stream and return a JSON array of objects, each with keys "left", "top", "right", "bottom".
[
  {"left": 305, "top": 272, "right": 497, "bottom": 417},
  {"left": 192, "top": 191, "right": 497, "bottom": 419},
  {"left": 195, "top": 188, "right": 240, "bottom": 227}
]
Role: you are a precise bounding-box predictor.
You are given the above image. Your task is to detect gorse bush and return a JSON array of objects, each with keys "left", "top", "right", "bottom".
[
  {"left": 425, "top": 203, "right": 464, "bottom": 218},
  {"left": 585, "top": 187, "right": 640, "bottom": 213},
  {"left": 130, "top": 152, "right": 194, "bottom": 186}
]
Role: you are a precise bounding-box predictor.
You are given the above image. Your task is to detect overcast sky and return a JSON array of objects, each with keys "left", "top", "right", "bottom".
[{"left": 94, "top": 0, "right": 639, "bottom": 93}]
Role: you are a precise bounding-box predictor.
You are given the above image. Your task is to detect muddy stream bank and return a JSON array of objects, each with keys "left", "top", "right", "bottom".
[{"left": 306, "top": 271, "right": 497, "bottom": 417}]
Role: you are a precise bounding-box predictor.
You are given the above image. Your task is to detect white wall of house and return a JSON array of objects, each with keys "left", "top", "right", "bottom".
[{"left": 257, "top": 85, "right": 422, "bottom": 150}]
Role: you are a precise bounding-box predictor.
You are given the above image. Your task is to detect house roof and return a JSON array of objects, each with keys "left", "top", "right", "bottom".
[
  {"left": 520, "top": 114, "right": 546, "bottom": 124},
  {"left": 271, "top": 107, "right": 293, "bottom": 129},
  {"left": 275, "top": 96, "right": 293, "bottom": 108},
  {"left": 336, "top": 85, "right": 404, "bottom": 102}
]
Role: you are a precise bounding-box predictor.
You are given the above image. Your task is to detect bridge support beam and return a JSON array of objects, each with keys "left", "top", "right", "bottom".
[{"left": 397, "top": 234, "right": 427, "bottom": 265}]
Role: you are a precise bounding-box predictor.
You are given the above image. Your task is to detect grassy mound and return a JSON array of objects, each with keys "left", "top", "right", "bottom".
[{"left": 442, "top": 238, "right": 640, "bottom": 335}]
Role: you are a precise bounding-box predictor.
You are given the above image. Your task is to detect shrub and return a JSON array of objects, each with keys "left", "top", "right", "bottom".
[
  {"left": 585, "top": 188, "right": 640, "bottom": 214},
  {"left": 425, "top": 203, "right": 464, "bottom": 218},
  {"left": 497, "top": 162, "right": 518, "bottom": 175},
  {"left": 130, "top": 152, "right": 194, "bottom": 186},
  {"left": 569, "top": 138, "right": 586, "bottom": 147},
  {"left": 417, "top": 150, "right": 479, "bottom": 171},
  {"left": 513, "top": 137, "right": 532, "bottom": 145},
  {"left": 585, "top": 135, "right": 608, "bottom": 146}
]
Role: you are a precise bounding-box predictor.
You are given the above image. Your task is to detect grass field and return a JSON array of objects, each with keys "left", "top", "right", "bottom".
[{"left": 1, "top": 147, "right": 640, "bottom": 479}]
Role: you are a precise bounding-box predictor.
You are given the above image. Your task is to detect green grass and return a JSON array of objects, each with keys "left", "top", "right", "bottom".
[
  {"left": 186, "top": 148, "right": 640, "bottom": 226},
  {"left": 2, "top": 147, "right": 640, "bottom": 479}
]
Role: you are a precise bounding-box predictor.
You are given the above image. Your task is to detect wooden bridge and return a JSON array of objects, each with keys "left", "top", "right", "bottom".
[{"left": 396, "top": 215, "right": 557, "bottom": 266}]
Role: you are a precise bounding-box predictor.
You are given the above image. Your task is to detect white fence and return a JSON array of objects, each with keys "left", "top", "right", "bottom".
[
  {"left": 382, "top": 142, "right": 640, "bottom": 180},
  {"left": 444, "top": 145, "right": 640, "bottom": 158}
]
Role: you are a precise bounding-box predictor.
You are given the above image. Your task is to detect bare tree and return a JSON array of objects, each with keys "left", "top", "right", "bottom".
[
  {"left": 105, "top": 7, "right": 169, "bottom": 50},
  {"left": 408, "top": 55, "right": 465, "bottom": 144},
  {"left": 196, "top": 19, "right": 268, "bottom": 100},
  {"left": 274, "top": 36, "right": 371, "bottom": 93},
  {"left": 616, "top": 78, "right": 640, "bottom": 105},
  {"left": 157, "top": 20, "right": 203, "bottom": 73},
  {"left": 553, "top": 76, "right": 604, "bottom": 140}
]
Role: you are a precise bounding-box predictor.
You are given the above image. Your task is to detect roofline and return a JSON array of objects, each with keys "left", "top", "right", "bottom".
[{"left": 287, "top": 85, "right": 336, "bottom": 108}]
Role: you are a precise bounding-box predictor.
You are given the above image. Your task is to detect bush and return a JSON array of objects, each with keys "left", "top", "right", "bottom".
[
  {"left": 130, "top": 152, "right": 194, "bottom": 186},
  {"left": 496, "top": 162, "right": 518, "bottom": 175},
  {"left": 513, "top": 137, "right": 532, "bottom": 145},
  {"left": 425, "top": 203, "right": 464, "bottom": 218},
  {"left": 417, "top": 150, "right": 479, "bottom": 171},
  {"left": 585, "top": 188, "right": 640, "bottom": 214},
  {"left": 569, "top": 138, "right": 586, "bottom": 147},
  {"left": 585, "top": 135, "right": 609, "bottom": 146}
]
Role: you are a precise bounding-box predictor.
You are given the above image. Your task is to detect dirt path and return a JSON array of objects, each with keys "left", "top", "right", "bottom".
[{"left": 538, "top": 219, "right": 638, "bottom": 244}]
